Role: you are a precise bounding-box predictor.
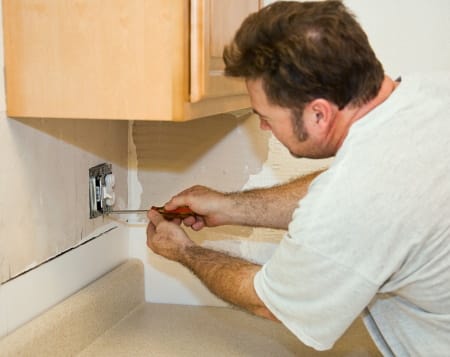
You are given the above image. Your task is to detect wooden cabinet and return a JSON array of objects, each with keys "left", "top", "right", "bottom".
[{"left": 2, "top": 0, "right": 261, "bottom": 121}]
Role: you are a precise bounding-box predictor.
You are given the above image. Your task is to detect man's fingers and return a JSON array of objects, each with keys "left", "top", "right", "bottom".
[
  {"left": 147, "top": 210, "right": 165, "bottom": 250},
  {"left": 192, "top": 219, "right": 205, "bottom": 231},
  {"left": 182, "top": 216, "right": 196, "bottom": 227},
  {"left": 148, "top": 208, "right": 165, "bottom": 226},
  {"left": 146, "top": 221, "right": 156, "bottom": 249},
  {"left": 146, "top": 221, "right": 155, "bottom": 236}
]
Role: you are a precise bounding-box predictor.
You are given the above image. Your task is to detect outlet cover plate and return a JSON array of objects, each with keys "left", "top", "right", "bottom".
[{"left": 89, "top": 163, "right": 112, "bottom": 218}]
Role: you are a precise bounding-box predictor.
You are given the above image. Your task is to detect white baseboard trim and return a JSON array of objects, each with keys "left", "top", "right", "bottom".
[{"left": 0, "top": 223, "right": 129, "bottom": 339}]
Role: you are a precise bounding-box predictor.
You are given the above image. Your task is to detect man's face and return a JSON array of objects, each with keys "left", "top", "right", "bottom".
[{"left": 246, "top": 78, "right": 331, "bottom": 159}]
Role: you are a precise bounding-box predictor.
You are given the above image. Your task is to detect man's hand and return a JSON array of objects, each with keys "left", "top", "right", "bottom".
[
  {"left": 146, "top": 209, "right": 195, "bottom": 262},
  {"left": 164, "top": 185, "right": 234, "bottom": 231},
  {"left": 161, "top": 170, "right": 324, "bottom": 231},
  {"left": 146, "top": 206, "right": 277, "bottom": 322}
]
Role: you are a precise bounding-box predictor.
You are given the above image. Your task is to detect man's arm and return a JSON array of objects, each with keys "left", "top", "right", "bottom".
[
  {"left": 228, "top": 170, "right": 324, "bottom": 229},
  {"left": 181, "top": 245, "right": 277, "bottom": 320},
  {"left": 146, "top": 210, "right": 277, "bottom": 321},
  {"left": 165, "top": 170, "right": 324, "bottom": 231}
]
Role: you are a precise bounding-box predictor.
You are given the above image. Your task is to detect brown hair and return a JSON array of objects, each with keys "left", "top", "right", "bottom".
[{"left": 224, "top": 1, "right": 384, "bottom": 111}]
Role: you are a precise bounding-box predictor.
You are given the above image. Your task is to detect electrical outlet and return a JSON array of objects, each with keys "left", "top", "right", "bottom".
[{"left": 89, "top": 163, "right": 116, "bottom": 218}]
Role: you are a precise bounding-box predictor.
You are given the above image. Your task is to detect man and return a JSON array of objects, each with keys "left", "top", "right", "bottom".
[{"left": 147, "top": 1, "right": 450, "bottom": 355}]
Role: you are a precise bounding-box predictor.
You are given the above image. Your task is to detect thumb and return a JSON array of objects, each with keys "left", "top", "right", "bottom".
[{"left": 148, "top": 208, "right": 165, "bottom": 226}]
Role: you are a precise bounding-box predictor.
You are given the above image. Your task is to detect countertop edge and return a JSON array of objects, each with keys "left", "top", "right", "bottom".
[{"left": 0, "top": 258, "right": 145, "bottom": 356}]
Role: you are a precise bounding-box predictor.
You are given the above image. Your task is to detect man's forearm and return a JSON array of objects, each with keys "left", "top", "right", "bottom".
[
  {"left": 226, "top": 170, "right": 324, "bottom": 230},
  {"left": 179, "top": 245, "right": 277, "bottom": 321}
]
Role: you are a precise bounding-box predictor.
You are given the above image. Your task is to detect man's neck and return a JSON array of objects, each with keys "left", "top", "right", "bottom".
[
  {"left": 332, "top": 76, "right": 398, "bottom": 150},
  {"left": 348, "top": 76, "right": 398, "bottom": 123}
]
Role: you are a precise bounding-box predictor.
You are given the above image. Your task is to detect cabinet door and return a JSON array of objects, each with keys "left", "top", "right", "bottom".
[
  {"left": 2, "top": 0, "right": 188, "bottom": 120},
  {"left": 190, "top": 0, "right": 261, "bottom": 102}
]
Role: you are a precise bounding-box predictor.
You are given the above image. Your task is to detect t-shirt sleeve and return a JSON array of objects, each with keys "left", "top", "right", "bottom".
[
  {"left": 253, "top": 168, "right": 384, "bottom": 351},
  {"left": 254, "top": 233, "right": 378, "bottom": 350}
]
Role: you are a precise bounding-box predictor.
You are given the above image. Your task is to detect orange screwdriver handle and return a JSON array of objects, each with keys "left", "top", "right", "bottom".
[{"left": 151, "top": 206, "right": 196, "bottom": 220}]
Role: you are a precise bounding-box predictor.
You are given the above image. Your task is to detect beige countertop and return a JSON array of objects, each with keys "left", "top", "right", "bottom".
[
  {"left": 0, "top": 259, "right": 381, "bottom": 356},
  {"left": 79, "top": 303, "right": 380, "bottom": 357}
]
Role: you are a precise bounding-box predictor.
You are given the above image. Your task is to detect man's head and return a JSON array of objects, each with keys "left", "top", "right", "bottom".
[{"left": 224, "top": 0, "right": 384, "bottom": 146}]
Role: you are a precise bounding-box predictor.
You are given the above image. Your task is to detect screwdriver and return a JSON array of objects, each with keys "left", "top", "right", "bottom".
[{"left": 108, "top": 206, "right": 196, "bottom": 220}]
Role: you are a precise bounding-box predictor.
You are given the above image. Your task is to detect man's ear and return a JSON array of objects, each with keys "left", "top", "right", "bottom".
[{"left": 310, "top": 98, "right": 337, "bottom": 131}]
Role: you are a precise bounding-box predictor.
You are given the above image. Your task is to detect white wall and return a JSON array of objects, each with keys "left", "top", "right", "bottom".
[
  {"left": 130, "top": 0, "right": 450, "bottom": 306},
  {"left": 345, "top": 0, "right": 450, "bottom": 76}
]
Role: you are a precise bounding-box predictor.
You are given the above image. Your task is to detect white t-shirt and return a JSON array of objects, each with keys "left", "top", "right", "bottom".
[{"left": 254, "top": 72, "right": 450, "bottom": 356}]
